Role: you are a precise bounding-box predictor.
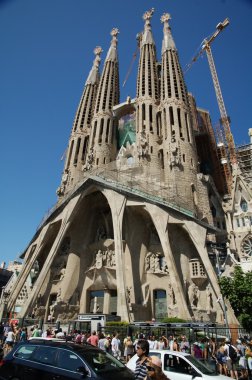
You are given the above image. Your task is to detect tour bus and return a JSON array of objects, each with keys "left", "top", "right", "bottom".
[{"left": 68, "top": 313, "right": 121, "bottom": 333}]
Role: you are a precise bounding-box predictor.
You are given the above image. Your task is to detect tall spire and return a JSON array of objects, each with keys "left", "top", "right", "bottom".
[
  {"left": 135, "top": 9, "right": 160, "bottom": 168},
  {"left": 161, "top": 13, "right": 176, "bottom": 53},
  {"left": 160, "top": 12, "right": 199, "bottom": 212},
  {"left": 86, "top": 28, "right": 120, "bottom": 170},
  {"left": 141, "top": 7, "right": 155, "bottom": 45},
  {"left": 86, "top": 46, "right": 103, "bottom": 85},
  {"left": 57, "top": 47, "right": 102, "bottom": 197}
]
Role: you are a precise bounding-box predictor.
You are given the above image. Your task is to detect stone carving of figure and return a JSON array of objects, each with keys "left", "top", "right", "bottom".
[
  {"left": 145, "top": 252, "right": 152, "bottom": 272},
  {"left": 161, "top": 257, "right": 169, "bottom": 273},
  {"left": 56, "top": 288, "right": 62, "bottom": 302},
  {"left": 168, "top": 284, "right": 176, "bottom": 306},
  {"left": 149, "top": 253, "right": 156, "bottom": 272},
  {"left": 206, "top": 285, "right": 213, "bottom": 314},
  {"left": 95, "top": 250, "right": 103, "bottom": 269},
  {"left": 106, "top": 250, "right": 110, "bottom": 266},
  {"left": 126, "top": 286, "right": 132, "bottom": 304},
  {"left": 59, "top": 267, "right": 66, "bottom": 281},
  {"left": 93, "top": 296, "right": 99, "bottom": 313},
  {"left": 145, "top": 252, "right": 166, "bottom": 274},
  {"left": 188, "top": 283, "right": 199, "bottom": 308},
  {"left": 245, "top": 217, "right": 251, "bottom": 228},
  {"left": 154, "top": 254, "right": 161, "bottom": 273},
  {"left": 84, "top": 147, "right": 94, "bottom": 171},
  {"left": 111, "top": 251, "right": 116, "bottom": 266},
  {"left": 30, "top": 260, "right": 40, "bottom": 285},
  {"left": 138, "top": 131, "right": 149, "bottom": 157},
  {"left": 49, "top": 303, "right": 55, "bottom": 318}
]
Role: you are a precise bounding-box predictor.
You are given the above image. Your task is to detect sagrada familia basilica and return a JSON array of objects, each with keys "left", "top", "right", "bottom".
[{"left": 4, "top": 9, "right": 252, "bottom": 326}]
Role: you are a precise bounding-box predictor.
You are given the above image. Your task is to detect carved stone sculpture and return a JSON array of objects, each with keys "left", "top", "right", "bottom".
[{"left": 188, "top": 283, "right": 199, "bottom": 308}]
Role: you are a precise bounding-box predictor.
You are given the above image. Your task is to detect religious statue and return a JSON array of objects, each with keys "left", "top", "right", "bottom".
[
  {"left": 206, "top": 284, "right": 213, "bottom": 314},
  {"left": 84, "top": 147, "right": 94, "bottom": 171},
  {"left": 93, "top": 296, "right": 99, "bottom": 313},
  {"left": 95, "top": 250, "right": 103, "bottom": 269},
  {"left": 30, "top": 260, "right": 40, "bottom": 285},
  {"left": 138, "top": 131, "right": 149, "bottom": 157},
  {"left": 126, "top": 286, "right": 132, "bottom": 304},
  {"left": 188, "top": 283, "right": 199, "bottom": 308}
]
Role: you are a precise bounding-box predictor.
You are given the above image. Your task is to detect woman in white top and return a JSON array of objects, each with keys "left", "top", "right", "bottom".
[{"left": 5, "top": 328, "right": 15, "bottom": 354}]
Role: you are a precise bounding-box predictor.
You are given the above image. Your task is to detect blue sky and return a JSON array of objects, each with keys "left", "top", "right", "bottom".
[{"left": 1, "top": 0, "right": 252, "bottom": 266}]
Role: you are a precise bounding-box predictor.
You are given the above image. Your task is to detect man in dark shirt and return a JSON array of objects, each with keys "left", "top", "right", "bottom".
[{"left": 134, "top": 339, "right": 149, "bottom": 380}]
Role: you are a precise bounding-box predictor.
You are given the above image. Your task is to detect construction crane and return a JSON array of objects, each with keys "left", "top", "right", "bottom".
[
  {"left": 185, "top": 18, "right": 236, "bottom": 194},
  {"left": 122, "top": 33, "right": 142, "bottom": 87}
]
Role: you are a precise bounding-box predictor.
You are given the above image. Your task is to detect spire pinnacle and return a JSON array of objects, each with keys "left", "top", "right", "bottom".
[
  {"left": 85, "top": 46, "right": 102, "bottom": 85},
  {"left": 142, "top": 8, "right": 155, "bottom": 45},
  {"left": 143, "top": 7, "right": 155, "bottom": 24},
  {"left": 161, "top": 12, "right": 176, "bottom": 53},
  {"left": 105, "top": 28, "right": 119, "bottom": 61}
]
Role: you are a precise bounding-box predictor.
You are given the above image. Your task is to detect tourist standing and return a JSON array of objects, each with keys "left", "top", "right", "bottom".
[
  {"left": 111, "top": 332, "right": 121, "bottom": 359},
  {"left": 87, "top": 330, "right": 99, "bottom": 346},
  {"left": 125, "top": 336, "right": 134, "bottom": 362},
  {"left": 134, "top": 339, "right": 149, "bottom": 380}
]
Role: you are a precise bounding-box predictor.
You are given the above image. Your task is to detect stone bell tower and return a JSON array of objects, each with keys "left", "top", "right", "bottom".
[
  {"left": 160, "top": 13, "right": 199, "bottom": 212},
  {"left": 57, "top": 47, "right": 102, "bottom": 196},
  {"left": 86, "top": 28, "right": 120, "bottom": 170},
  {"left": 135, "top": 8, "right": 161, "bottom": 169}
]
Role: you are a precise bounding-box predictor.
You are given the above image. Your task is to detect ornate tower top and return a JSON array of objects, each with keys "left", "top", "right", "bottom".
[
  {"left": 105, "top": 28, "right": 119, "bottom": 61},
  {"left": 85, "top": 46, "right": 103, "bottom": 85},
  {"left": 142, "top": 8, "right": 155, "bottom": 45},
  {"left": 161, "top": 12, "right": 176, "bottom": 53}
]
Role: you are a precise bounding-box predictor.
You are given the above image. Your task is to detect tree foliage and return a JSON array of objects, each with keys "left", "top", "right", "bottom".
[{"left": 219, "top": 266, "right": 252, "bottom": 331}]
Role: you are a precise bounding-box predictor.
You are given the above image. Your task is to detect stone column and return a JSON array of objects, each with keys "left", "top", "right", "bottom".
[
  {"left": 61, "top": 251, "right": 80, "bottom": 302},
  {"left": 103, "top": 189, "right": 128, "bottom": 321}
]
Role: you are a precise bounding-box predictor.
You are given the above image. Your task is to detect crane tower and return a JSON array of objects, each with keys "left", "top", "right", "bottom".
[{"left": 186, "top": 18, "right": 236, "bottom": 194}]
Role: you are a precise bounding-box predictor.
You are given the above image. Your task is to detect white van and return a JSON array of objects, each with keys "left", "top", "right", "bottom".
[{"left": 126, "top": 349, "right": 230, "bottom": 380}]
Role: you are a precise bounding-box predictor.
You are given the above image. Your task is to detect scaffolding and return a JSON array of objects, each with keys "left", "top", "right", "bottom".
[{"left": 236, "top": 142, "right": 252, "bottom": 185}]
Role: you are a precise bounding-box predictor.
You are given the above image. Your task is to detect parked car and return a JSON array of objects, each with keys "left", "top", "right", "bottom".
[
  {"left": 126, "top": 349, "right": 231, "bottom": 380},
  {"left": 0, "top": 339, "right": 134, "bottom": 380}
]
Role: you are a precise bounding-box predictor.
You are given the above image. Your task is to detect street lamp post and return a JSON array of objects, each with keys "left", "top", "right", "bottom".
[{"left": 215, "top": 248, "right": 231, "bottom": 339}]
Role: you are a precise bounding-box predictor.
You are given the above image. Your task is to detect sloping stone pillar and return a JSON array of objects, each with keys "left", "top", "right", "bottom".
[
  {"left": 18, "top": 195, "right": 82, "bottom": 319},
  {"left": 145, "top": 204, "right": 191, "bottom": 320},
  {"left": 103, "top": 189, "right": 128, "bottom": 321},
  {"left": 183, "top": 221, "right": 238, "bottom": 324},
  {"left": 7, "top": 227, "right": 48, "bottom": 313}
]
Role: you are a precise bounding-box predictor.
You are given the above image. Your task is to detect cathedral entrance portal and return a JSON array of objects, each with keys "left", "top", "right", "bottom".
[
  {"left": 88, "top": 289, "right": 118, "bottom": 315},
  {"left": 89, "top": 290, "right": 104, "bottom": 313}
]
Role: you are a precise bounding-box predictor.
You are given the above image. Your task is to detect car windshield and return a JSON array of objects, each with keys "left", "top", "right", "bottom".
[
  {"left": 186, "top": 355, "right": 217, "bottom": 375},
  {"left": 80, "top": 349, "right": 126, "bottom": 374}
]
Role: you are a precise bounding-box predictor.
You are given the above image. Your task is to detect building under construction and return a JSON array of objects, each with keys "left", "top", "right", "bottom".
[
  {"left": 236, "top": 130, "right": 252, "bottom": 186},
  {"left": 4, "top": 9, "right": 250, "bottom": 327}
]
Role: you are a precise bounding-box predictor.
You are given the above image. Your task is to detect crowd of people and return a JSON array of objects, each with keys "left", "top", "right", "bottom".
[{"left": 1, "top": 321, "right": 252, "bottom": 380}]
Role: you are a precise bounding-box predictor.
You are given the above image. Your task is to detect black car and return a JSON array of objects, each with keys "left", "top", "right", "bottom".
[{"left": 0, "top": 339, "right": 134, "bottom": 380}]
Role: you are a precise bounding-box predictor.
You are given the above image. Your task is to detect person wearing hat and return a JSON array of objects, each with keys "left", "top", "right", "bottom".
[{"left": 145, "top": 356, "right": 170, "bottom": 380}]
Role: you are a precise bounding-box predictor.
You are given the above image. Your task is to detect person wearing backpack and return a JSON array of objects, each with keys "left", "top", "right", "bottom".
[{"left": 226, "top": 339, "right": 239, "bottom": 380}]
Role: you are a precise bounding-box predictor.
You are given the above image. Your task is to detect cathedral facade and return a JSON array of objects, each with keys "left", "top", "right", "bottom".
[{"left": 6, "top": 10, "right": 238, "bottom": 325}]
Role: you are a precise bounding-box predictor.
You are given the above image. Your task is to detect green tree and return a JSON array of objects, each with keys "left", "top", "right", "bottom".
[{"left": 219, "top": 266, "right": 252, "bottom": 332}]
